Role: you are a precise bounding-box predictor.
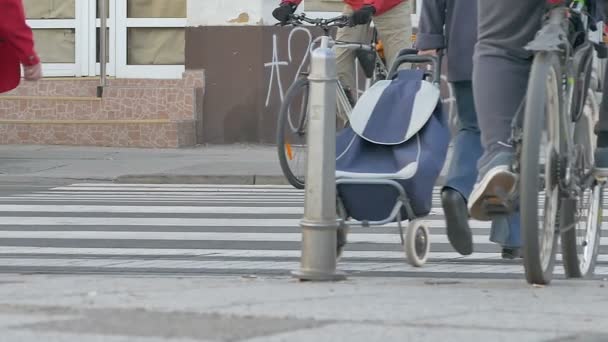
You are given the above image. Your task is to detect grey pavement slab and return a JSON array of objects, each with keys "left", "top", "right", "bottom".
[
  {"left": 0, "top": 275, "right": 606, "bottom": 341},
  {"left": 0, "top": 144, "right": 286, "bottom": 184},
  {"left": 0, "top": 144, "right": 451, "bottom": 184}
]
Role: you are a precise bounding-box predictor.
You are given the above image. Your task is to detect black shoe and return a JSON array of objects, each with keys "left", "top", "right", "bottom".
[
  {"left": 336, "top": 226, "right": 347, "bottom": 260},
  {"left": 342, "top": 86, "right": 356, "bottom": 107},
  {"left": 594, "top": 147, "right": 608, "bottom": 178},
  {"left": 501, "top": 247, "right": 522, "bottom": 260},
  {"left": 441, "top": 188, "right": 473, "bottom": 255}
]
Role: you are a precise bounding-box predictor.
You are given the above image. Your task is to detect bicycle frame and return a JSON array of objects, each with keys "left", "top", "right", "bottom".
[
  {"left": 516, "top": 3, "right": 600, "bottom": 189},
  {"left": 281, "top": 15, "right": 389, "bottom": 137},
  {"left": 484, "top": 3, "right": 601, "bottom": 242},
  {"left": 303, "top": 34, "right": 386, "bottom": 123}
]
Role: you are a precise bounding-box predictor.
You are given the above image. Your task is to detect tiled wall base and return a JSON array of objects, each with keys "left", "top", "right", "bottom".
[{"left": 0, "top": 71, "right": 204, "bottom": 148}]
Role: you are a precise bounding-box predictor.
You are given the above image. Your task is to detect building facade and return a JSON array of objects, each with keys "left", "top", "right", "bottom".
[{"left": 0, "top": 0, "right": 423, "bottom": 147}]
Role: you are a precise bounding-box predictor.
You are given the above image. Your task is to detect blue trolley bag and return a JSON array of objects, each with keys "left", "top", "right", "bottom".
[{"left": 336, "top": 68, "right": 450, "bottom": 222}]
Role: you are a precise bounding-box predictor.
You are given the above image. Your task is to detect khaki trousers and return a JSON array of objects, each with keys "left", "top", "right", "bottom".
[{"left": 334, "top": 1, "right": 412, "bottom": 93}]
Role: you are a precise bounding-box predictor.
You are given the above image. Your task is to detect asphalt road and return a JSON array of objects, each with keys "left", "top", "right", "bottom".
[{"left": 0, "top": 181, "right": 606, "bottom": 280}]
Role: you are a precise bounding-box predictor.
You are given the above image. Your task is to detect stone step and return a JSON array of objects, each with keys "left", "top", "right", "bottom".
[
  {"left": 0, "top": 71, "right": 203, "bottom": 147},
  {"left": 4, "top": 74, "right": 202, "bottom": 97},
  {"left": 0, "top": 91, "right": 193, "bottom": 121},
  {"left": 0, "top": 120, "right": 196, "bottom": 148},
  {"left": 0, "top": 95, "right": 100, "bottom": 101}
]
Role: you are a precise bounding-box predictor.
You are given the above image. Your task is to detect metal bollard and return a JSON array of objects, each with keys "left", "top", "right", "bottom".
[{"left": 292, "top": 36, "right": 346, "bottom": 281}]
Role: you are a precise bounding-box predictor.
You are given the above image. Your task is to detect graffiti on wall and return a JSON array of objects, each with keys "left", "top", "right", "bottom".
[
  {"left": 264, "top": 27, "right": 312, "bottom": 107},
  {"left": 264, "top": 27, "right": 371, "bottom": 108}
]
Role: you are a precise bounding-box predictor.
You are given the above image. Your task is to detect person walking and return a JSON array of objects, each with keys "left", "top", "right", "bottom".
[
  {"left": 417, "top": 0, "right": 521, "bottom": 258},
  {"left": 272, "top": 0, "right": 412, "bottom": 101},
  {"left": 0, "top": 0, "right": 42, "bottom": 94}
]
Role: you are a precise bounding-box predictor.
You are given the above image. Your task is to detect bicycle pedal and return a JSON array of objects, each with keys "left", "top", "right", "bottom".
[
  {"left": 483, "top": 204, "right": 511, "bottom": 215},
  {"left": 481, "top": 198, "right": 512, "bottom": 215},
  {"left": 592, "top": 172, "right": 608, "bottom": 183}
]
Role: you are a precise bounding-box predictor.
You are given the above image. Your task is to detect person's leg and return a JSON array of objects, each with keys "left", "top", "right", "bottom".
[
  {"left": 335, "top": 4, "right": 368, "bottom": 97},
  {"left": 489, "top": 212, "right": 522, "bottom": 258},
  {"left": 469, "top": 0, "right": 545, "bottom": 220},
  {"left": 441, "top": 81, "right": 480, "bottom": 255},
  {"left": 444, "top": 81, "right": 481, "bottom": 197},
  {"left": 372, "top": 0, "right": 412, "bottom": 71},
  {"left": 443, "top": 81, "right": 522, "bottom": 256}
]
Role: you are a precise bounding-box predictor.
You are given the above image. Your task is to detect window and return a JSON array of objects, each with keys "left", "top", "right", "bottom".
[
  {"left": 115, "top": 0, "right": 186, "bottom": 78},
  {"left": 24, "top": 0, "right": 186, "bottom": 78}
]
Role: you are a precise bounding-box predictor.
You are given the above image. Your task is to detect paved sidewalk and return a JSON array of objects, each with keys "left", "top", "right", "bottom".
[
  {"left": 0, "top": 144, "right": 285, "bottom": 184},
  {"left": 0, "top": 275, "right": 606, "bottom": 341},
  {"left": 0, "top": 144, "right": 452, "bottom": 185}
]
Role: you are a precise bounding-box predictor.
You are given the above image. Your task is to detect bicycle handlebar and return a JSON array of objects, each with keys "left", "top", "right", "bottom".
[
  {"left": 334, "top": 41, "right": 374, "bottom": 51},
  {"left": 278, "top": 13, "right": 352, "bottom": 29}
]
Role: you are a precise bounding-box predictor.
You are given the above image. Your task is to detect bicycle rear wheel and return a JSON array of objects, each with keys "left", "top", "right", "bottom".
[
  {"left": 520, "top": 52, "right": 563, "bottom": 285},
  {"left": 561, "top": 89, "right": 603, "bottom": 278},
  {"left": 561, "top": 183, "right": 603, "bottom": 278}
]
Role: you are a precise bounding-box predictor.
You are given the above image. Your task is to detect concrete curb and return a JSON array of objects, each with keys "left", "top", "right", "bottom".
[
  {"left": 114, "top": 174, "right": 447, "bottom": 186},
  {"left": 114, "top": 174, "right": 290, "bottom": 185}
]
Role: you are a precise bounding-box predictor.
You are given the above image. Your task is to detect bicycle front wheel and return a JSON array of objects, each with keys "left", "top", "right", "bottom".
[
  {"left": 277, "top": 77, "right": 310, "bottom": 189},
  {"left": 520, "top": 52, "right": 563, "bottom": 285},
  {"left": 276, "top": 78, "right": 353, "bottom": 189}
]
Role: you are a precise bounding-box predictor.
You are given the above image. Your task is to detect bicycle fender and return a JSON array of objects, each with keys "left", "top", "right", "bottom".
[{"left": 525, "top": 23, "right": 567, "bottom": 53}]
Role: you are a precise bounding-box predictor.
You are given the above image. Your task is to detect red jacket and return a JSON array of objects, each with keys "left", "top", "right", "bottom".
[
  {"left": 0, "top": 0, "right": 40, "bottom": 93},
  {"left": 283, "top": 0, "right": 405, "bottom": 16}
]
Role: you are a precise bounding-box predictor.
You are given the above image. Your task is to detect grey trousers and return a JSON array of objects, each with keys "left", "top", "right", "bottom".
[{"left": 474, "top": 0, "right": 608, "bottom": 166}]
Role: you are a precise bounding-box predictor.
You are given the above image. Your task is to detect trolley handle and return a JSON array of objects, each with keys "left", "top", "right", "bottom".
[{"left": 387, "top": 49, "right": 443, "bottom": 84}]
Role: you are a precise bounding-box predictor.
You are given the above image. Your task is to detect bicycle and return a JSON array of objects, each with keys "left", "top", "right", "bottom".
[
  {"left": 276, "top": 13, "right": 389, "bottom": 189},
  {"left": 500, "top": 0, "right": 607, "bottom": 284}
]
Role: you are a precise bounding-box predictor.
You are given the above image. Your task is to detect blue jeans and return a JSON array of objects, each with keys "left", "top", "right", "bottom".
[{"left": 444, "top": 81, "right": 521, "bottom": 248}]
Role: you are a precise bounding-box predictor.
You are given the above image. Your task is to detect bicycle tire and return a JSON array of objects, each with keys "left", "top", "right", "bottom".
[
  {"left": 520, "top": 52, "right": 562, "bottom": 285},
  {"left": 561, "top": 183, "right": 603, "bottom": 278},
  {"left": 277, "top": 77, "right": 310, "bottom": 189},
  {"left": 561, "top": 86, "right": 603, "bottom": 278}
]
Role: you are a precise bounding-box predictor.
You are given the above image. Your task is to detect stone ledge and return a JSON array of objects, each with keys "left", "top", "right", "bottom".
[
  {"left": 0, "top": 119, "right": 170, "bottom": 124},
  {"left": 0, "top": 96, "right": 101, "bottom": 101},
  {"left": 0, "top": 120, "right": 196, "bottom": 148}
]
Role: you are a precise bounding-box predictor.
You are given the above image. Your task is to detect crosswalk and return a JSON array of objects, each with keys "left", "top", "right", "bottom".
[{"left": 0, "top": 183, "right": 607, "bottom": 279}]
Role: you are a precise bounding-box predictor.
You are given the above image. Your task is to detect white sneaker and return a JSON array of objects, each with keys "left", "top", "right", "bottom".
[{"left": 468, "top": 164, "right": 517, "bottom": 221}]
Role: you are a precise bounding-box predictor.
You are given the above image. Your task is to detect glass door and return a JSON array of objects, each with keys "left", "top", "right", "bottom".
[{"left": 24, "top": 0, "right": 89, "bottom": 77}]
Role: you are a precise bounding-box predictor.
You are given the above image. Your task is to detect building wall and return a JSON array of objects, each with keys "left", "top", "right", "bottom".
[
  {"left": 188, "top": 0, "right": 276, "bottom": 26},
  {"left": 1, "top": 0, "right": 431, "bottom": 147},
  {"left": 187, "top": 25, "right": 330, "bottom": 143},
  {"left": 186, "top": 0, "right": 381, "bottom": 143}
]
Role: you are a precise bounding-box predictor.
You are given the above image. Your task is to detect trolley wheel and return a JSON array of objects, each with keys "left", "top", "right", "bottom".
[{"left": 404, "top": 220, "right": 430, "bottom": 267}]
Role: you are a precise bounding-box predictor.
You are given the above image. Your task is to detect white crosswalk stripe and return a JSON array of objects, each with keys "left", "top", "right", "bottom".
[{"left": 0, "top": 183, "right": 607, "bottom": 278}]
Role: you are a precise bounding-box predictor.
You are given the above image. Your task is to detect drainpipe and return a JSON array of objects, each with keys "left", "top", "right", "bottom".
[{"left": 97, "top": 0, "right": 107, "bottom": 98}]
